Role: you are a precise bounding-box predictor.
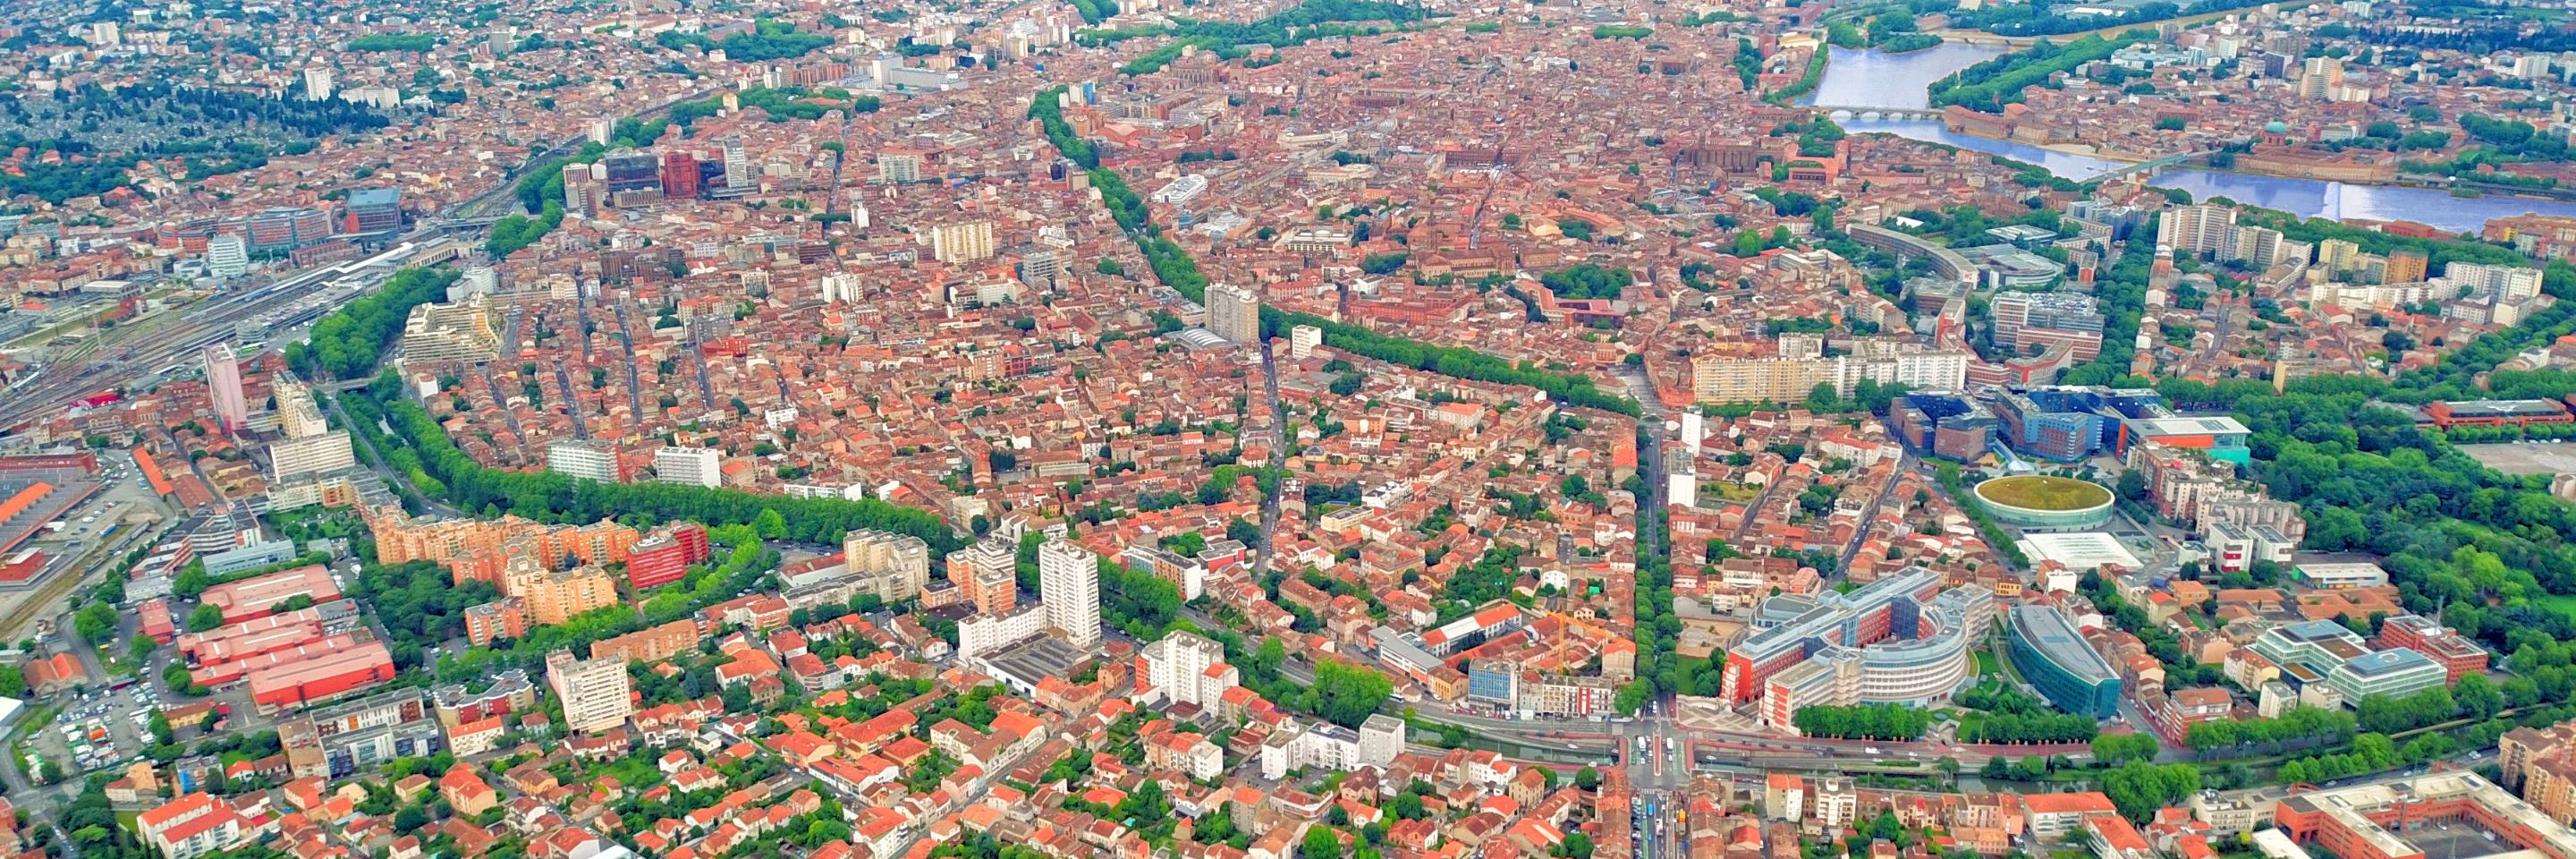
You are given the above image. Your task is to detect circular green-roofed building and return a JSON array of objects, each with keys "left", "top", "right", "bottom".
[{"left": 1973, "top": 475, "right": 2114, "bottom": 529}]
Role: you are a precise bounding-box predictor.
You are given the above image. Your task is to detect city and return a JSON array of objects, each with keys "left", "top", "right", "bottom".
[{"left": 6, "top": 2, "right": 2576, "bottom": 859}]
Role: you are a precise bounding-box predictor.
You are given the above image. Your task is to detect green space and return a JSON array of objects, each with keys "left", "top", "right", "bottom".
[
  {"left": 347, "top": 33, "right": 437, "bottom": 52},
  {"left": 654, "top": 18, "right": 832, "bottom": 62},
  {"left": 1767, "top": 46, "right": 1831, "bottom": 105}
]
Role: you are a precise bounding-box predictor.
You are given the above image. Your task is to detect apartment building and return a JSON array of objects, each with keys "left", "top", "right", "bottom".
[{"left": 546, "top": 650, "right": 633, "bottom": 735}]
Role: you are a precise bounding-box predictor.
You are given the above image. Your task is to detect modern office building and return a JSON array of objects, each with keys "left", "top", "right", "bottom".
[
  {"left": 1890, "top": 392, "right": 1998, "bottom": 462},
  {"left": 599, "top": 149, "right": 661, "bottom": 195},
  {"left": 722, "top": 138, "right": 750, "bottom": 189},
  {"left": 1038, "top": 539, "right": 1101, "bottom": 649},
  {"left": 1720, "top": 568, "right": 1994, "bottom": 726},
  {"left": 206, "top": 234, "right": 250, "bottom": 278},
  {"left": 659, "top": 149, "right": 701, "bottom": 200},
  {"left": 1993, "top": 386, "right": 2167, "bottom": 462},
  {"left": 2250, "top": 619, "right": 2370, "bottom": 671},
  {"left": 2006, "top": 605, "right": 2121, "bottom": 719},
  {"left": 2326, "top": 648, "right": 2448, "bottom": 703},
  {"left": 1465, "top": 660, "right": 1521, "bottom": 705},
  {"left": 2248, "top": 618, "right": 2445, "bottom": 706},
  {"left": 343, "top": 188, "right": 402, "bottom": 234},
  {"left": 1755, "top": 583, "right": 1996, "bottom": 733}
]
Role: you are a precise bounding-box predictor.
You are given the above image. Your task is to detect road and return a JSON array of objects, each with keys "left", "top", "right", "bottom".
[
  {"left": 609, "top": 298, "right": 648, "bottom": 419},
  {"left": 1614, "top": 361, "right": 1690, "bottom": 848},
  {"left": 1249, "top": 337, "right": 1288, "bottom": 574},
  {"left": 1835, "top": 452, "right": 1910, "bottom": 572},
  {"left": 483, "top": 309, "right": 530, "bottom": 442}
]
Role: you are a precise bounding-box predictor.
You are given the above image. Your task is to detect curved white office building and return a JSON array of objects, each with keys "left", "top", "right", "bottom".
[{"left": 1725, "top": 567, "right": 1996, "bottom": 733}]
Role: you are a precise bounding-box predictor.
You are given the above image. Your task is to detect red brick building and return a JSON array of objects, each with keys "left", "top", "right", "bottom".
[{"left": 2375, "top": 614, "right": 2489, "bottom": 684}]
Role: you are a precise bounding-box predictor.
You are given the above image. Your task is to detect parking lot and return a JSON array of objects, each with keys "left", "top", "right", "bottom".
[
  {"left": 2404, "top": 819, "right": 2512, "bottom": 859},
  {"left": 29, "top": 681, "right": 164, "bottom": 778},
  {"left": 2458, "top": 441, "right": 2576, "bottom": 477}
]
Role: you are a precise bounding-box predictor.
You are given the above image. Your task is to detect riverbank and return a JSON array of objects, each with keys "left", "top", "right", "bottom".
[{"left": 1767, "top": 46, "right": 1830, "bottom": 105}]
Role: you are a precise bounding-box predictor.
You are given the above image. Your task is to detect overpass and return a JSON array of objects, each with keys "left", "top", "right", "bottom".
[
  {"left": 423, "top": 215, "right": 505, "bottom": 231},
  {"left": 1935, "top": 30, "right": 2044, "bottom": 47}
]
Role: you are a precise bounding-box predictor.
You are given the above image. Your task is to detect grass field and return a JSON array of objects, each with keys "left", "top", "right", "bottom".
[
  {"left": 1701, "top": 481, "right": 1764, "bottom": 502},
  {"left": 1975, "top": 475, "right": 2112, "bottom": 511},
  {"left": 2540, "top": 593, "right": 2576, "bottom": 623}
]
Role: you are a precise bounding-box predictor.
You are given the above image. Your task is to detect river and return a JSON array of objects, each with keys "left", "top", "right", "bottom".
[{"left": 1804, "top": 44, "right": 2576, "bottom": 233}]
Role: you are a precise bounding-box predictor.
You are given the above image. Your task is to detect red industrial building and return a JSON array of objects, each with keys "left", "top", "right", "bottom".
[
  {"left": 138, "top": 599, "right": 176, "bottom": 644},
  {"left": 198, "top": 565, "right": 341, "bottom": 625},
  {"left": 0, "top": 549, "right": 41, "bottom": 583},
  {"left": 0, "top": 452, "right": 99, "bottom": 482},
  {"left": 2423, "top": 399, "right": 2573, "bottom": 429},
  {"left": 245, "top": 639, "right": 396, "bottom": 711},
  {"left": 624, "top": 523, "right": 711, "bottom": 590}
]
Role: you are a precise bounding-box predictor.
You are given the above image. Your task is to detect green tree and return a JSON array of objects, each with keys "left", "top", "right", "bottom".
[
  {"left": 2456, "top": 672, "right": 2503, "bottom": 719},
  {"left": 1302, "top": 825, "right": 1344, "bottom": 859},
  {"left": 74, "top": 601, "right": 120, "bottom": 644},
  {"left": 1306, "top": 659, "right": 1394, "bottom": 728},
  {"left": 186, "top": 602, "right": 226, "bottom": 633}
]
